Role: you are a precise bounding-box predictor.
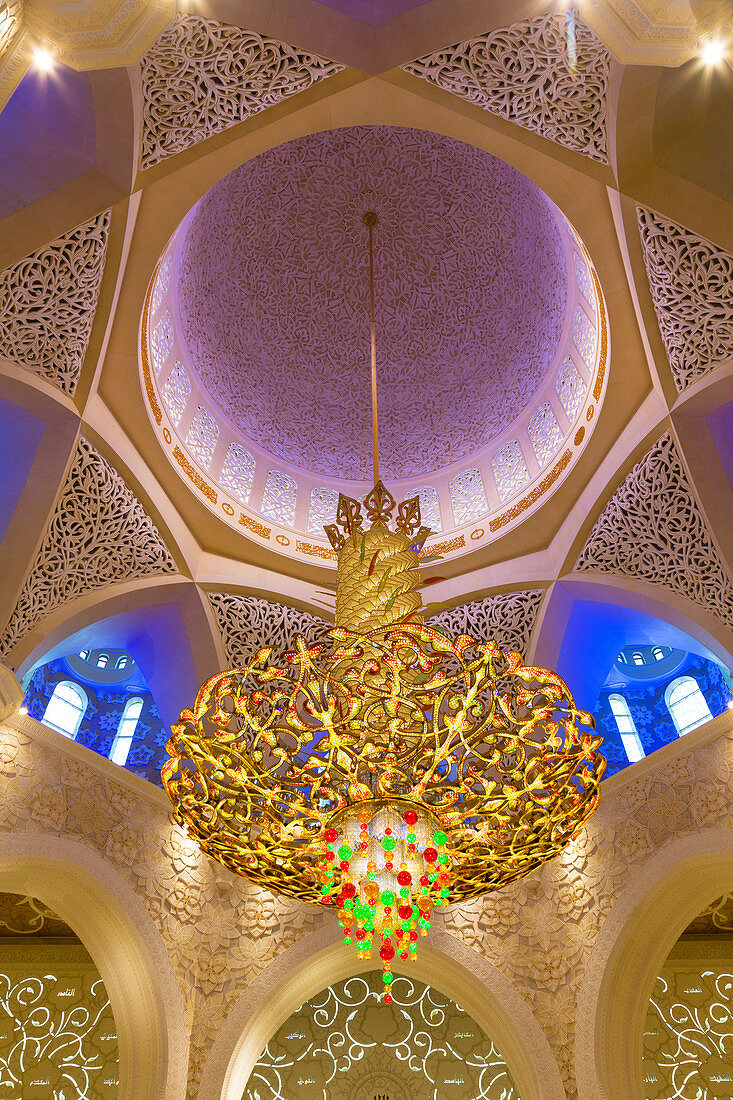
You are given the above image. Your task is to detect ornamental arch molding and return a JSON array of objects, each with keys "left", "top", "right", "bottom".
[
  {"left": 574, "top": 829, "right": 733, "bottom": 1100},
  {"left": 0, "top": 210, "right": 111, "bottom": 395},
  {"left": 0, "top": 833, "right": 188, "bottom": 1100},
  {"left": 198, "top": 925, "right": 565, "bottom": 1100}
]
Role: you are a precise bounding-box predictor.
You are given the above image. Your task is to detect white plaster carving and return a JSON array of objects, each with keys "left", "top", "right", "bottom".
[
  {"left": 402, "top": 12, "right": 610, "bottom": 164},
  {"left": 151, "top": 254, "right": 172, "bottom": 317},
  {"left": 574, "top": 252, "right": 594, "bottom": 306},
  {"left": 449, "top": 468, "right": 489, "bottom": 526},
  {"left": 184, "top": 407, "right": 219, "bottom": 470},
  {"left": 207, "top": 593, "right": 328, "bottom": 667},
  {"left": 0, "top": 210, "right": 110, "bottom": 395},
  {"left": 218, "top": 443, "right": 255, "bottom": 505},
  {"left": 408, "top": 486, "right": 441, "bottom": 533},
  {"left": 528, "top": 403, "right": 563, "bottom": 466},
  {"left": 139, "top": 15, "right": 344, "bottom": 169},
  {"left": 555, "top": 357, "right": 586, "bottom": 419},
  {"left": 637, "top": 205, "right": 733, "bottom": 393},
  {"left": 491, "top": 440, "right": 530, "bottom": 502},
  {"left": 162, "top": 361, "right": 191, "bottom": 427},
  {"left": 151, "top": 310, "right": 174, "bottom": 374},
  {"left": 260, "top": 471, "right": 297, "bottom": 528},
  {"left": 0, "top": 438, "right": 177, "bottom": 659},
  {"left": 306, "top": 487, "right": 339, "bottom": 535},
  {"left": 573, "top": 305, "right": 597, "bottom": 370},
  {"left": 428, "top": 589, "right": 543, "bottom": 657},
  {"left": 576, "top": 432, "right": 733, "bottom": 630}
]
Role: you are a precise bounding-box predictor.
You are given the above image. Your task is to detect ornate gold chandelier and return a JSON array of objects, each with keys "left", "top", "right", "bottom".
[{"left": 162, "top": 214, "right": 606, "bottom": 1001}]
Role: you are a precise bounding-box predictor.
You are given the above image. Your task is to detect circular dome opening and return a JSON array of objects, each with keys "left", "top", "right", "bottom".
[
  {"left": 141, "top": 125, "right": 607, "bottom": 563},
  {"left": 177, "top": 126, "right": 567, "bottom": 482}
]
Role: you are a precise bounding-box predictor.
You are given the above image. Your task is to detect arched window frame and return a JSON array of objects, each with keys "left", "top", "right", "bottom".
[
  {"left": 665, "top": 676, "right": 713, "bottom": 737},
  {"left": 652, "top": 647, "right": 665, "bottom": 661},
  {"left": 115, "top": 655, "right": 131, "bottom": 670},
  {"left": 109, "top": 697, "right": 144, "bottom": 767},
  {"left": 42, "top": 681, "right": 88, "bottom": 740},
  {"left": 96, "top": 652, "right": 110, "bottom": 668},
  {"left": 631, "top": 652, "right": 644, "bottom": 666},
  {"left": 608, "top": 693, "right": 644, "bottom": 763}
]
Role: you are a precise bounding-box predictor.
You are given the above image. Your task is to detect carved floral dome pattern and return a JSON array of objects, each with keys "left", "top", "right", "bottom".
[{"left": 178, "top": 126, "right": 567, "bottom": 480}]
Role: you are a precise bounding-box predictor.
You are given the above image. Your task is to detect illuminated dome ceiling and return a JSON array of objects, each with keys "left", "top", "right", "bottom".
[{"left": 176, "top": 125, "right": 568, "bottom": 482}]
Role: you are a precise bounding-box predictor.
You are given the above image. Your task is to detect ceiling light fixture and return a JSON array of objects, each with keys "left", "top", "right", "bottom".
[
  {"left": 32, "top": 45, "right": 55, "bottom": 72},
  {"left": 163, "top": 213, "right": 606, "bottom": 1000},
  {"left": 700, "top": 35, "right": 727, "bottom": 66}
]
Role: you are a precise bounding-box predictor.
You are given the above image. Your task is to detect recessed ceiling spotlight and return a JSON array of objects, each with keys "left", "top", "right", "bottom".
[
  {"left": 18, "top": 706, "right": 28, "bottom": 715},
  {"left": 32, "top": 45, "right": 55, "bottom": 72},
  {"left": 700, "top": 36, "right": 727, "bottom": 67}
]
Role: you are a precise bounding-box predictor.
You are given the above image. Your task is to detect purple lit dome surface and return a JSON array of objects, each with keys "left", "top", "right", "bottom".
[{"left": 178, "top": 126, "right": 568, "bottom": 481}]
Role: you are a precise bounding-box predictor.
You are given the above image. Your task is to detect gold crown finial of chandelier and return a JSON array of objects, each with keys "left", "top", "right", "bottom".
[{"left": 162, "top": 212, "right": 606, "bottom": 1002}]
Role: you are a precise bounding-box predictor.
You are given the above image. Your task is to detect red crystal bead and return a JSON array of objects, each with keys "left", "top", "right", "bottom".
[
  {"left": 397, "top": 871, "right": 412, "bottom": 886},
  {"left": 403, "top": 810, "right": 418, "bottom": 826},
  {"left": 423, "top": 847, "right": 438, "bottom": 863},
  {"left": 380, "top": 943, "right": 395, "bottom": 961},
  {"left": 342, "top": 883, "right": 356, "bottom": 898},
  {"left": 324, "top": 828, "right": 338, "bottom": 843},
  {"left": 384, "top": 994, "right": 393, "bottom": 1004}
]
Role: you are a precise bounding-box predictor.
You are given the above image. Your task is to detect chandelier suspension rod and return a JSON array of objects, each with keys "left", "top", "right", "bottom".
[{"left": 365, "top": 211, "right": 380, "bottom": 485}]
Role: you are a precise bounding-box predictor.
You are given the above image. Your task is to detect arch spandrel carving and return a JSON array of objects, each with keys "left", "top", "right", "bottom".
[
  {"left": 402, "top": 12, "right": 610, "bottom": 164},
  {"left": 0, "top": 210, "right": 111, "bottom": 396},
  {"left": 637, "top": 205, "right": 733, "bottom": 394},
  {"left": 427, "top": 589, "right": 544, "bottom": 657},
  {"left": 575, "top": 432, "right": 733, "bottom": 632},
  {"left": 0, "top": 437, "right": 178, "bottom": 661},
  {"left": 207, "top": 592, "right": 329, "bottom": 667},
  {"left": 139, "top": 15, "right": 344, "bottom": 170}
]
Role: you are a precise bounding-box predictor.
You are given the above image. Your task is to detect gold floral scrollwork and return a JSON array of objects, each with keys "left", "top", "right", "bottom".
[{"left": 162, "top": 620, "right": 605, "bottom": 904}]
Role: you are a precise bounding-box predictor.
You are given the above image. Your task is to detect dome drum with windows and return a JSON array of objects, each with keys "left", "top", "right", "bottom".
[{"left": 163, "top": 482, "right": 606, "bottom": 995}]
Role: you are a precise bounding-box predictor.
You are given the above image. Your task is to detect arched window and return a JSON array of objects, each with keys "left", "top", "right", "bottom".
[
  {"left": 616, "top": 652, "right": 625, "bottom": 664},
  {"left": 115, "top": 655, "right": 131, "bottom": 670},
  {"left": 42, "top": 681, "right": 87, "bottom": 740},
  {"left": 96, "top": 652, "right": 110, "bottom": 668},
  {"left": 78, "top": 649, "right": 89, "bottom": 660},
  {"left": 652, "top": 647, "right": 665, "bottom": 661},
  {"left": 665, "top": 676, "right": 713, "bottom": 736},
  {"left": 631, "top": 652, "right": 644, "bottom": 665},
  {"left": 608, "top": 694, "right": 644, "bottom": 762},
  {"left": 109, "top": 698, "right": 143, "bottom": 766}
]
